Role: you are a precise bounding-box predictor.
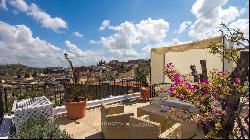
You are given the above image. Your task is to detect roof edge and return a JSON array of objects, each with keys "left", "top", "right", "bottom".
[{"left": 151, "top": 36, "right": 223, "bottom": 54}]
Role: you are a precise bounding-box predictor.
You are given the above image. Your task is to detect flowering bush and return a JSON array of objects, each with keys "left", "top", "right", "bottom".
[
  {"left": 165, "top": 63, "right": 197, "bottom": 100},
  {"left": 164, "top": 63, "right": 249, "bottom": 139},
  {"left": 154, "top": 84, "right": 169, "bottom": 96}
]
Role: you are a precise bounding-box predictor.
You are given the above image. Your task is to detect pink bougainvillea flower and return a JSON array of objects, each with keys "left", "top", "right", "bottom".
[
  {"left": 215, "top": 111, "right": 223, "bottom": 117},
  {"left": 224, "top": 106, "right": 230, "bottom": 113},
  {"left": 173, "top": 78, "right": 181, "bottom": 85},
  {"left": 203, "top": 119, "right": 210, "bottom": 128},
  {"left": 168, "top": 86, "right": 176, "bottom": 93},
  {"left": 191, "top": 88, "right": 196, "bottom": 93},
  {"left": 234, "top": 77, "right": 241, "bottom": 85},
  {"left": 199, "top": 80, "right": 209, "bottom": 85},
  {"left": 179, "top": 94, "right": 185, "bottom": 100}
]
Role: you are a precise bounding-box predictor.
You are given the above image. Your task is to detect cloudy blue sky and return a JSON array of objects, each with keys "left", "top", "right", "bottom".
[{"left": 0, "top": 0, "right": 249, "bottom": 67}]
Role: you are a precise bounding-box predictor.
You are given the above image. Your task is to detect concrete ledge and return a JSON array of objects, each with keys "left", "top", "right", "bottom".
[{"left": 54, "top": 92, "right": 141, "bottom": 116}]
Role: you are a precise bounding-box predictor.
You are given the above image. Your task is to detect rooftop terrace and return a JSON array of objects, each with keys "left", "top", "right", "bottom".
[{"left": 54, "top": 100, "right": 205, "bottom": 139}]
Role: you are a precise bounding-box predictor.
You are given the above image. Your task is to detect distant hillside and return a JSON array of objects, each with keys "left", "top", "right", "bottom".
[{"left": 0, "top": 64, "right": 44, "bottom": 80}]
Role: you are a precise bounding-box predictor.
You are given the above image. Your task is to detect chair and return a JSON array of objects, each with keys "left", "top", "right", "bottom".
[
  {"left": 100, "top": 103, "right": 134, "bottom": 139},
  {"left": 129, "top": 115, "right": 181, "bottom": 139}
]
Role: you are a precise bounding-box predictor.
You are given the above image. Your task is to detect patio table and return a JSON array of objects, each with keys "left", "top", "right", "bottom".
[{"left": 137, "top": 103, "right": 197, "bottom": 139}]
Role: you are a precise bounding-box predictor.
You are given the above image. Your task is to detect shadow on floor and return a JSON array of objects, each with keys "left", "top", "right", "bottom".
[
  {"left": 54, "top": 115, "right": 79, "bottom": 125},
  {"left": 121, "top": 98, "right": 149, "bottom": 106},
  {"left": 85, "top": 132, "right": 104, "bottom": 139}
]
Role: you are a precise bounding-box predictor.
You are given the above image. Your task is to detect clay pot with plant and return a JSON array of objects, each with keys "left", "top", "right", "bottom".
[
  {"left": 64, "top": 53, "right": 89, "bottom": 120},
  {"left": 134, "top": 64, "right": 150, "bottom": 100}
]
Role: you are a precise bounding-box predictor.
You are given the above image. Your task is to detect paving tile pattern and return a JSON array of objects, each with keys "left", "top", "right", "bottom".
[
  {"left": 55, "top": 101, "right": 150, "bottom": 139},
  {"left": 55, "top": 100, "right": 205, "bottom": 139}
]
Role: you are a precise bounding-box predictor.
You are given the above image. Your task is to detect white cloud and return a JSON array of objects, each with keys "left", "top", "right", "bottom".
[
  {"left": 220, "top": 6, "right": 242, "bottom": 23},
  {"left": 229, "top": 18, "right": 249, "bottom": 40},
  {"left": 136, "top": 18, "right": 170, "bottom": 42},
  {"left": 0, "top": 0, "right": 7, "bottom": 10},
  {"left": 73, "top": 31, "right": 84, "bottom": 38},
  {"left": 178, "top": 21, "right": 192, "bottom": 34},
  {"left": 9, "top": 0, "right": 28, "bottom": 12},
  {"left": 28, "top": 3, "right": 67, "bottom": 32},
  {"left": 188, "top": 0, "right": 243, "bottom": 40},
  {"left": 89, "top": 40, "right": 97, "bottom": 44},
  {"left": 9, "top": 0, "right": 67, "bottom": 32},
  {"left": 64, "top": 40, "right": 104, "bottom": 66},
  {"left": 99, "top": 20, "right": 110, "bottom": 31},
  {"left": 141, "top": 39, "right": 191, "bottom": 58},
  {"left": 96, "top": 18, "right": 169, "bottom": 58},
  {"left": 0, "top": 21, "right": 102, "bottom": 67},
  {"left": 65, "top": 40, "right": 97, "bottom": 57},
  {"left": 239, "top": 7, "right": 247, "bottom": 15}
]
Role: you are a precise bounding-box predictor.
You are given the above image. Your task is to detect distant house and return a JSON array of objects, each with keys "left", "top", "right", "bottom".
[
  {"left": 79, "top": 75, "right": 88, "bottom": 84},
  {"left": 118, "top": 69, "right": 135, "bottom": 79},
  {"left": 0, "top": 69, "right": 5, "bottom": 76},
  {"left": 88, "top": 72, "right": 101, "bottom": 81},
  {"left": 128, "top": 60, "right": 137, "bottom": 64},
  {"left": 44, "top": 67, "right": 65, "bottom": 74},
  {"left": 109, "top": 60, "right": 122, "bottom": 67},
  {"left": 24, "top": 76, "right": 34, "bottom": 81}
]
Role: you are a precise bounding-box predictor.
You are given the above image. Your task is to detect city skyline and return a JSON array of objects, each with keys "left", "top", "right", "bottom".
[{"left": 0, "top": 0, "right": 249, "bottom": 67}]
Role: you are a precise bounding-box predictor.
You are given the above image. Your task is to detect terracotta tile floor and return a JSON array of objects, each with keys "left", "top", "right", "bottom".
[
  {"left": 54, "top": 101, "right": 150, "bottom": 139},
  {"left": 54, "top": 100, "right": 205, "bottom": 139}
]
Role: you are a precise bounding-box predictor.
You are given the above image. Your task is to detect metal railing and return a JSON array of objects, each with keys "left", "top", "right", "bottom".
[
  {"left": 0, "top": 79, "right": 145, "bottom": 114},
  {"left": 0, "top": 80, "right": 171, "bottom": 115},
  {"left": 0, "top": 87, "right": 3, "bottom": 124}
]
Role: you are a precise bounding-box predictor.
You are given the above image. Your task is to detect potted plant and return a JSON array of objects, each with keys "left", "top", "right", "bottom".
[
  {"left": 134, "top": 64, "right": 150, "bottom": 100},
  {"left": 64, "top": 53, "right": 88, "bottom": 120},
  {"left": 128, "top": 89, "right": 134, "bottom": 96}
]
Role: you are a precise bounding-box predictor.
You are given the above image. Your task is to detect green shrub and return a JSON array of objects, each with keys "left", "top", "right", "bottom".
[{"left": 12, "top": 117, "right": 72, "bottom": 139}]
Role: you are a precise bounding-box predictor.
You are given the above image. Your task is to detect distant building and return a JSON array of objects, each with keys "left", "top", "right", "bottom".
[
  {"left": 79, "top": 75, "right": 88, "bottom": 84},
  {"left": 118, "top": 69, "right": 135, "bottom": 79},
  {"left": 97, "top": 60, "right": 106, "bottom": 66},
  {"left": 109, "top": 60, "right": 122, "bottom": 67},
  {"left": 44, "top": 67, "right": 65, "bottom": 74}
]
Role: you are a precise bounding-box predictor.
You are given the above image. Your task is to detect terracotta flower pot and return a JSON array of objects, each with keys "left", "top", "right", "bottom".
[
  {"left": 141, "top": 89, "right": 150, "bottom": 100},
  {"left": 65, "top": 99, "right": 87, "bottom": 120}
]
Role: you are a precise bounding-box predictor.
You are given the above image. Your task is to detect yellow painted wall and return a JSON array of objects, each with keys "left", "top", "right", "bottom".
[
  {"left": 151, "top": 51, "right": 165, "bottom": 84},
  {"left": 164, "top": 48, "right": 223, "bottom": 83},
  {"left": 150, "top": 37, "right": 234, "bottom": 84}
]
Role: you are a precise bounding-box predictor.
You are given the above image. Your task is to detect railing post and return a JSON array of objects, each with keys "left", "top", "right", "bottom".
[
  {"left": 43, "top": 83, "right": 46, "bottom": 94},
  {"left": 95, "top": 81, "right": 97, "bottom": 99},
  {"left": 107, "top": 81, "right": 110, "bottom": 97},
  {"left": 121, "top": 79, "right": 123, "bottom": 95},
  {"left": 25, "top": 86, "right": 28, "bottom": 94},
  {"left": 111, "top": 80, "right": 113, "bottom": 96},
  {"left": 88, "top": 82, "right": 91, "bottom": 98},
  {"left": 59, "top": 91, "right": 62, "bottom": 106},
  {"left": 18, "top": 87, "right": 21, "bottom": 100},
  {"left": 0, "top": 87, "right": 4, "bottom": 124},
  {"left": 126, "top": 80, "right": 129, "bottom": 94},
  {"left": 136, "top": 81, "right": 138, "bottom": 91},
  {"left": 114, "top": 79, "right": 116, "bottom": 96},
  {"left": 54, "top": 90, "right": 57, "bottom": 106},
  {"left": 150, "top": 85, "right": 154, "bottom": 98},
  {"left": 4, "top": 88, "right": 8, "bottom": 113}
]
